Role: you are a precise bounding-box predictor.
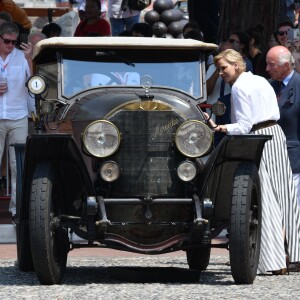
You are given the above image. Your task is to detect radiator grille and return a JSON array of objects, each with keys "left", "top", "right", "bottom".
[{"left": 104, "top": 110, "right": 187, "bottom": 197}]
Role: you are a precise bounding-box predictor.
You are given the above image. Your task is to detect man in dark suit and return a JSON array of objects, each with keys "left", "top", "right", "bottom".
[{"left": 266, "top": 45, "right": 300, "bottom": 271}]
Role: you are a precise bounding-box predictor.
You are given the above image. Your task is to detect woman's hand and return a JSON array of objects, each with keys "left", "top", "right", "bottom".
[
  {"left": 203, "top": 112, "right": 216, "bottom": 127},
  {"left": 203, "top": 112, "right": 227, "bottom": 133}
]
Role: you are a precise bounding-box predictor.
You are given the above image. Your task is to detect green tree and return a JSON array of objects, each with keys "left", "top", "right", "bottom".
[{"left": 218, "top": 0, "right": 281, "bottom": 51}]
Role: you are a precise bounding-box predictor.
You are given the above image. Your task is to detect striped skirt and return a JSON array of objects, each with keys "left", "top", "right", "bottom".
[{"left": 254, "top": 124, "right": 300, "bottom": 273}]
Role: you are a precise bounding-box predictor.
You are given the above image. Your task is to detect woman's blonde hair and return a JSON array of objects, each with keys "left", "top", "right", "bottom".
[{"left": 214, "top": 49, "right": 246, "bottom": 73}]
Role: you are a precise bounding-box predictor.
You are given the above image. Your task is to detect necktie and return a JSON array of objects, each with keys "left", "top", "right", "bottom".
[{"left": 277, "top": 81, "right": 285, "bottom": 99}]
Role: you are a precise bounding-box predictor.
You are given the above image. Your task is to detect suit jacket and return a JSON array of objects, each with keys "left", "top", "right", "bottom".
[{"left": 270, "top": 71, "right": 300, "bottom": 173}]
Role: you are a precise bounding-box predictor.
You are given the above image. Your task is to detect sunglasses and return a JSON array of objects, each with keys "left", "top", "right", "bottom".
[
  {"left": 0, "top": 35, "right": 17, "bottom": 45},
  {"left": 228, "top": 39, "right": 240, "bottom": 44},
  {"left": 276, "top": 31, "right": 288, "bottom": 36}
]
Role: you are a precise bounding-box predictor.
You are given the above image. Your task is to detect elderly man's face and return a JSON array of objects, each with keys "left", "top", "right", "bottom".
[{"left": 266, "top": 53, "right": 290, "bottom": 81}]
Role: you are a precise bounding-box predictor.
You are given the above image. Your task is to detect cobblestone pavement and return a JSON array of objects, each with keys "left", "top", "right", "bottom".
[{"left": 1, "top": 254, "right": 300, "bottom": 299}]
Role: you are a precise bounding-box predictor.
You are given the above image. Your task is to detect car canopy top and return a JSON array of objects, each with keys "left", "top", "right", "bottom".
[{"left": 32, "top": 37, "right": 218, "bottom": 59}]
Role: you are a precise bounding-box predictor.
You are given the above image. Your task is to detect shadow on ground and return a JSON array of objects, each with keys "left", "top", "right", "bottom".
[{"left": 0, "top": 263, "right": 235, "bottom": 286}]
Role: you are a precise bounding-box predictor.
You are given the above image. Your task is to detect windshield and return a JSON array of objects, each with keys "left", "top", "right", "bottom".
[{"left": 62, "top": 58, "right": 202, "bottom": 98}]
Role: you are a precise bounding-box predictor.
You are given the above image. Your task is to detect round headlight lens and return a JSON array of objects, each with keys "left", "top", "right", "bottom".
[
  {"left": 27, "top": 75, "right": 47, "bottom": 95},
  {"left": 177, "top": 161, "right": 197, "bottom": 182},
  {"left": 175, "top": 120, "right": 212, "bottom": 157},
  {"left": 100, "top": 161, "right": 120, "bottom": 182},
  {"left": 83, "top": 120, "right": 120, "bottom": 157}
]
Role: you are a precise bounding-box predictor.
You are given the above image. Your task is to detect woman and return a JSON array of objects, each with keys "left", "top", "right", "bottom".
[
  {"left": 245, "top": 24, "right": 264, "bottom": 74},
  {"left": 228, "top": 31, "right": 253, "bottom": 72},
  {"left": 206, "top": 49, "right": 300, "bottom": 275},
  {"left": 74, "top": 0, "right": 111, "bottom": 37}
]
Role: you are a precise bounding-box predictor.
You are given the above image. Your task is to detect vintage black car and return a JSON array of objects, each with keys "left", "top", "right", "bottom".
[{"left": 15, "top": 37, "right": 270, "bottom": 285}]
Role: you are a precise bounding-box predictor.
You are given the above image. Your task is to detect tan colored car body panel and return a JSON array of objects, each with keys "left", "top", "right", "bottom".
[{"left": 33, "top": 37, "right": 217, "bottom": 59}]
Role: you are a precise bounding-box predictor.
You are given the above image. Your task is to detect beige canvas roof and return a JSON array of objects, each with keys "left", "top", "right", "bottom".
[{"left": 33, "top": 37, "right": 218, "bottom": 59}]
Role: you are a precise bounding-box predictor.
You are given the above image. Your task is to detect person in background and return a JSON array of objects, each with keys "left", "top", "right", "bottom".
[
  {"left": 55, "top": 0, "right": 72, "bottom": 9},
  {"left": 28, "top": 32, "right": 46, "bottom": 58},
  {"left": 118, "top": 29, "right": 132, "bottom": 36},
  {"left": 187, "top": 0, "right": 220, "bottom": 43},
  {"left": 295, "top": 0, "right": 300, "bottom": 27},
  {"left": 131, "top": 22, "right": 152, "bottom": 37},
  {"left": 286, "top": 0, "right": 296, "bottom": 23},
  {"left": 74, "top": 0, "right": 111, "bottom": 36},
  {"left": 228, "top": 30, "right": 253, "bottom": 72},
  {"left": 0, "top": 11, "right": 12, "bottom": 25},
  {"left": 77, "top": 1, "right": 87, "bottom": 21},
  {"left": 273, "top": 20, "right": 294, "bottom": 49},
  {"left": 28, "top": 32, "right": 46, "bottom": 47},
  {"left": 182, "top": 21, "right": 203, "bottom": 39},
  {"left": 41, "top": 23, "right": 62, "bottom": 38},
  {"left": 0, "top": 0, "right": 32, "bottom": 33},
  {"left": 0, "top": 8, "right": 30, "bottom": 49},
  {"left": 55, "top": 0, "right": 71, "bottom": 8},
  {"left": 183, "top": 28, "right": 203, "bottom": 41},
  {"left": 0, "top": 22, "right": 33, "bottom": 220},
  {"left": 77, "top": 0, "right": 108, "bottom": 21},
  {"left": 266, "top": 46, "right": 300, "bottom": 220},
  {"left": 255, "top": 33, "right": 279, "bottom": 80},
  {"left": 108, "top": 0, "right": 140, "bottom": 36},
  {"left": 206, "top": 49, "right": 300, "bottom": 275},
  {"left": 245, "top": 24, "right": 264, "bottom": 74}
]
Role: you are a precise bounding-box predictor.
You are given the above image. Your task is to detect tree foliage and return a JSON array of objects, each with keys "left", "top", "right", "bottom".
[{"left": 218, "top": 0, "right": 280, "bottom": 51}]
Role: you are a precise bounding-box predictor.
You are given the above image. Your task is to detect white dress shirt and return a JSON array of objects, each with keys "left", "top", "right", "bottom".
[
  {"left": 226, "top": 72, "right": 280, "bottom": 135},
  {"left": 0, "top": 48, "right": 31, "bottom": 120}
]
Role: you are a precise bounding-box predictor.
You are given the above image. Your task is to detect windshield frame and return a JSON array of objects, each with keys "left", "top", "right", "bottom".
[{"left": 57, "top": 48, "right": 205, "bottom": 100}]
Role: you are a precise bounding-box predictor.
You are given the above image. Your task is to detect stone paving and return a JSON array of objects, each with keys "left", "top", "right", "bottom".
[{"left": 0, "top": 254, "right": 300, "bottom": 299}]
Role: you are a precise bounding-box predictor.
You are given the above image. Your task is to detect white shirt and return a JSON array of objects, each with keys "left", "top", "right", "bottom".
[
  {"left": 0, "top": 48, "right": 32, "bottom": 120},
  {"left": 108, "top": 0, "right": 140, "bottom": 19},
  {"left": 226, "top": 72, "right": 280, "bottom": 135}
]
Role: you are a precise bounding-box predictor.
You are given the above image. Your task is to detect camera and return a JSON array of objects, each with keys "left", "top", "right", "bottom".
[
  {"left": 19, "top": 33, "right": 28, "bottom": 44},
  {"left": 287, "top": 28, "right": 300, "bottom": 43}
]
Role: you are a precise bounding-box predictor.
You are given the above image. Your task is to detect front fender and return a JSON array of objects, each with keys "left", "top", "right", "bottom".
[
  {"left": 198, "top": 134, "right": 272, "bottom": 223},
  {"left": 19, "top": 134, "right": 95, "bottom": 222}
]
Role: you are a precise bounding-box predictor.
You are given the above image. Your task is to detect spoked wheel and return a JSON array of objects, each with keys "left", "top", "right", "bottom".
[
  {"left": 29, "top": 162, "right": 69, "bottom": 285},
  {"left": 186, "top": 245, "right": 211, "bottom": 271},
  {"left": 229, "top": 162, "right": 261, "bottom": 284}
]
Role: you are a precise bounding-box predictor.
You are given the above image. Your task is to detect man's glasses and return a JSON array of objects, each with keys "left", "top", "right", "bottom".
[
  {"left": 0, "top": 36, "right": 17, "bottom": 45},
  {"left": 276, "top": 31, "right": 288, "bottom": 36}
]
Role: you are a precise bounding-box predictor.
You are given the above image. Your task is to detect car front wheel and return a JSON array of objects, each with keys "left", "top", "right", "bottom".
[
  {"left": 29, "top": 162, "right": 69, "bottom": 285},
  {"left": 229, "top": 162, "right": 261, "bottom": 284}
]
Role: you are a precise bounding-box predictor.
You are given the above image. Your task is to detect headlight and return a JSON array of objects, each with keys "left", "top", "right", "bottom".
[
  {"left": 83, "top": 120, "right": 120, "bottom": 157},
  {"left": 100, "top": 161, "right": 120, "bottom": 182},
  {"left": 177, "top": 161, "right": 197, "bottom": 182},
  {"left": 175, "top": 120, "right": 212, "bottom": 157},
  {"left": 27, "top": 75, "right": 48, "bottom": 95}
]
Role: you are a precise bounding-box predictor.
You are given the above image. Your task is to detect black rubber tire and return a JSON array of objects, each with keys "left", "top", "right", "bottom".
[
  {"left": 186, "top": 246, "right": 211, "bottom": 271},
  {"left": 29, "top": 162, "right": 69, "bottom": 285},
  {"left": 229, "top": 162, "right": 261, "bottom": 284},
  {"left": 15, "top": 143, "right": 34, "bottom": 271},
  {"left": 16, "top": 222, "right": 34, "bottom": 271}
]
